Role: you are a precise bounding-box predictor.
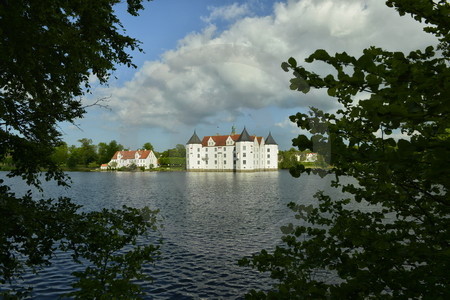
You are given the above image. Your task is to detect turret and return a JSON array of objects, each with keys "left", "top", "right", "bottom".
[
  {"left": 235, "top": 127, "right": 254, "bottom": 171},
  {"left": 264, "top": 132, "right": 278, "bottom": 170},
  {"left": 186, "top": 131, "right": 203, "bottom": 170},
  {"left": 265, "top": 132, "right": 277, "bottom": 145},
  {"left": 186, "top": 131, "right": 202, "bottom": 144}
]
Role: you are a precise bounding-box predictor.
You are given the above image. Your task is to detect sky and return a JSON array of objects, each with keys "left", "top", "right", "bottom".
[{"left": 60, "top": 0, "right": 439, "bottom": 151}]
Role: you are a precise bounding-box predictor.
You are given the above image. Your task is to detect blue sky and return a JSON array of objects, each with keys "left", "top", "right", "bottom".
[{"left": 60, "top": 0, "right": 438, "bottom": 151}]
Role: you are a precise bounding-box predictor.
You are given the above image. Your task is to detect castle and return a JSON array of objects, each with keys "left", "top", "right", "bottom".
[{"left": 186, "top": 127, "right": 278, "bottom": 171}]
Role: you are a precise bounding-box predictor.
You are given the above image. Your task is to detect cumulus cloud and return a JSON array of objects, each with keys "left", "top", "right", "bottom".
[
  {"left": 202, "top": 3, "right": 251, "bottom": 23},
  {"left": 101, "top": 0, "right": 438, "bottom": 133}
]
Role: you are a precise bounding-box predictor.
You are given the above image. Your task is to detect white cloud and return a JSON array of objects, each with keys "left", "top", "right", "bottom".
[
  {"left": 100, "top": 0, "right": 438, "bottom": 133},
  {"left": 275, "top": 118, "right": 303, "bottom": 135},
  {"left": 202, "top": 3, "right": 251, "bottom": 23}
]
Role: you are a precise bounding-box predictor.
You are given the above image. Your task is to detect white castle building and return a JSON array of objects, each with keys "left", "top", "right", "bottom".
[{"left": 186, "top": 128, "right": 278, "bottom": 171}]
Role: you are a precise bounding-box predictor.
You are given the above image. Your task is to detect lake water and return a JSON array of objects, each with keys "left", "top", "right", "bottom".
[{"left": 1, "top": 170, "right": 345, "bottom": 299}]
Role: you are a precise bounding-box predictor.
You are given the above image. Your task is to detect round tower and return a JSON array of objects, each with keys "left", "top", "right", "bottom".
[
  {"left": 235, "top": 127, "right": 254, "bottom": 171},
  {"left": 186, "top": 131, "right": 203, "bottom": 170},
  {"left": 264, "top": 132, "right": 278, "bottom": 170}
]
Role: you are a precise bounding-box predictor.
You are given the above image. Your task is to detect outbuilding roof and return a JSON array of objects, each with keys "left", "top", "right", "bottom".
[{"left": 111, "top": 150, "right": 153, "bottom": 160}]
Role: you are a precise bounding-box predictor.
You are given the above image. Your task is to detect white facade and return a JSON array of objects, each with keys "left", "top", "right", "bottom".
[
  {"left": 294, "top": 152, "right": 318, "bottom": 162},
  {"left": 109, "top": 150, "right": 158, "bottom": 169},
  {"left": 186, "top": 128, "right": 278, "bottom": 171},
  {"left": 305, "top": 153, "right": 318, "bottom": 162}
]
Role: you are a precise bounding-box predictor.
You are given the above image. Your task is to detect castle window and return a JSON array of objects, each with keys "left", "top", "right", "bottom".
[
  {"left": 224, "top": 153, "right": 226, "bottom": 158},
  {"left": 243, "top": 153, "right": 246, "bottom": 158},
  {"left": 243, "top": 146, "right": 246, "bottom": 150},
  {"left": 197, "top": 154, "right": 200, "bottom": 158},
  {"left": 267, "top": 154, "right": 270, "bottom": 158},
  {"left": 197, "top": 161, "right": 200, "bottom": 165},
  {"left": 267, "top": 160, "right": 270, "bottom": 165},
  {"left": 206, "top": 148, "right": 208, "bottom": 152},
  {"left": 224, "top": 160, "right": 226, "bottom": 165},
  {"left": 198, "top": 148, "right": 200, "bottom": 152},
  {"left": 215, "top": 160, "right": 217, "bottom": 164},
  {"left": 243, "top": 160, "right": 246, "bottom": 165},
  {"left": 267, "top": 148, "right": 270, "bottom": 152}
]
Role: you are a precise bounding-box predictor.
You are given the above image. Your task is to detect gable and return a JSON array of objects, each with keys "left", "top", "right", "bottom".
[
  {"left": 201, "top": 134, "right": 240, "bottom": 147},
  {"left": 111, "top": 150, "right": 154, "bottom": 160}
]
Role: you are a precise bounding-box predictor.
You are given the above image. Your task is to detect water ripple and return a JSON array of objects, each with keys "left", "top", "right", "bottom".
[{"left": 0, "top": 171, "right": 346, "bottom": 298}]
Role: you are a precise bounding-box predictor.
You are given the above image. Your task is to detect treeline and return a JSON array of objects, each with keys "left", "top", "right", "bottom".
[
  {"left": 158, "top": 144, "right": 186, "bottom": 167},
  {"left": 0, "top": 139, "right": 190, "bottom": 171},
  {"left": 51, "top": 139, "right": 155, "bottom": 169}
]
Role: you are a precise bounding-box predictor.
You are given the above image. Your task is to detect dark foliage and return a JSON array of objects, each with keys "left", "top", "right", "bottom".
[{"left": 240, "top": 1, "right": 450, "bottom": 298}]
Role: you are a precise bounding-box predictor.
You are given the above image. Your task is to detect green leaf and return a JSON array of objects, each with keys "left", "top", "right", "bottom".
[
  {"left": 288, "top": 57, "right": 297, "bottom": 68},
  {"left": 281, "top": 61, "right": 290, "bottom": 72},
  {"left": 328, "top": 87, "right": 337, "bottom": 97}
]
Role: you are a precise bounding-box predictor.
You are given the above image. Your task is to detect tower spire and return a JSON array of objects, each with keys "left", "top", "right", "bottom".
[
  {"left": 265, "top": 132, "right": 277, "bottom": 145},
  {"left": 237, "top": 127, "right": 252, "bottom": 142},
  {"left": 187, "top": 131, "right": 202, "bottom": 144}
]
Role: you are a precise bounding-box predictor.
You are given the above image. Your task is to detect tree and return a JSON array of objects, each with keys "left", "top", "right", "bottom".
[
  {"left": 66, "top": 145, "right": 81, "bottom": 169},
  {"left": 142, "top": 142, "right": 154, "bottom": 151},
  {"left": 162, "top": 144, "right": 186, "bottom": 158},
  {"left": 240, "top": 1, "right": 449, "bottom": 298},
  {"left": 98, "top": 140, "right": 124, "bottom": 164},
  {"left": 175, "top": 144, "right": 186, "bottom": 157},
  {"left": 51, "top": 142, "right": 69, "bottom": 167},
  {"left": 0, "top": 0, "right": 160, "bottom": 297},
  {"left": 278, "top": 149, "right": 298, "bottom": 169},
  {"left": 159, "top": 144, "right": 186, "bottom": 168},
  {"left": 97, "top": 142, "right": 110, "bottom": 164},
  {"left": 1, "top": 0, "right": 149, "bottom": 185},
  {"left": 77, "top": 138, "right": 98, "bottom": 167}
]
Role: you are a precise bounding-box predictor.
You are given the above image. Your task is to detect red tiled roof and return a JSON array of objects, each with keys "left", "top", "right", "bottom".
[
  {"left": 111, "top": 150, "right": 153, "bottom": 160},
  {"left": 248, "top": 136, "right": 263, "bottom": 145},
  {"left": 201, "top": 134, "right": 240, "bottom": 146},
  {"left": 201, "top": 134, "right": 263, "bottom": 146},
  {"left": 138, "top": 150, "right": 152, "bottom": 159}
]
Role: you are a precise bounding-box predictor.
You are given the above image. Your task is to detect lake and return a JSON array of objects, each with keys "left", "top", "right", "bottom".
[{"left": 1, "top": 170, "right": 345, "bottom": 299}]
